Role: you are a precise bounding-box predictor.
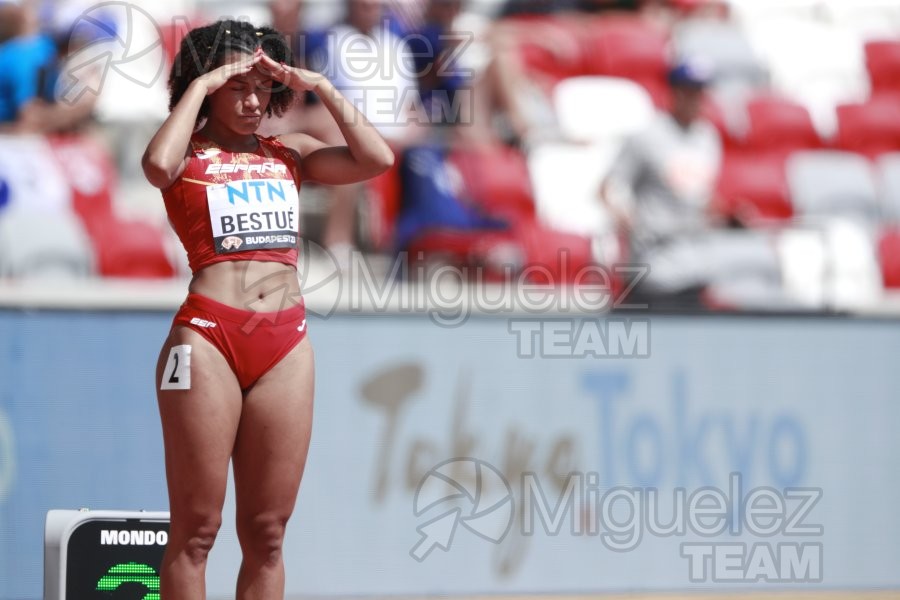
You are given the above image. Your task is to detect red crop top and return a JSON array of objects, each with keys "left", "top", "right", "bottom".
[{"left": 162, "top": 132, "right": 302, "bottom": 274}]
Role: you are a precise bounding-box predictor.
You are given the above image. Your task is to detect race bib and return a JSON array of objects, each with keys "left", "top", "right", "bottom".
[{"left": 207, "top": 178, "right": 300, "bottom": 253}]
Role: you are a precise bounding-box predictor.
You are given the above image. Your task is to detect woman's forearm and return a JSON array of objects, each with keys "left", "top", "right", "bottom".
[{"left": 142, "top": 80, "right": 208, "bottom": 187}]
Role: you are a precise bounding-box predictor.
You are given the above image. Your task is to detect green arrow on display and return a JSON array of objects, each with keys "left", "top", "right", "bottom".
[{"left": 95, "top": 561, "right": 160, "bottom": 600}]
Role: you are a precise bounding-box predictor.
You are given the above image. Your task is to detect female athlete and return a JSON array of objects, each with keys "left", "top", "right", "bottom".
[{"left": 142, "top": 19, "right": 393, "bottom": 600}]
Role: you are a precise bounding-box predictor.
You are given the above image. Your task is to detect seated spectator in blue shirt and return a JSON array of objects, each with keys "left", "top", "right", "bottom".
[{"left": 0, "top": 0, "right": 57, "bottom": 124}]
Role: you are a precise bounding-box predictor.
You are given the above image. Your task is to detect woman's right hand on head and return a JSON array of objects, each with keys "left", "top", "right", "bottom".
[{"left": 195, "top": 52, "right": 262, "bottom": 95}]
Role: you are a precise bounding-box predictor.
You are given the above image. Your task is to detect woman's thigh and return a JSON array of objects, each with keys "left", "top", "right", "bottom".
[
  {"left": 232, "top": 336, "right": 315, "bottom": 521},
  {"left": 155, "top": 326, "right": 243, "bottom": 522}
]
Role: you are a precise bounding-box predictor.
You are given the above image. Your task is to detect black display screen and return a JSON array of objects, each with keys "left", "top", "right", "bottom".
[{"left": 65, "top": 518, "right": 169, "bottom": 600}]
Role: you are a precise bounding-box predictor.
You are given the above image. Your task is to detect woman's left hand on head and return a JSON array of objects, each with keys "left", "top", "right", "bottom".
[{"left": 255, "top": 50, "right": 326, "bottom": 93}]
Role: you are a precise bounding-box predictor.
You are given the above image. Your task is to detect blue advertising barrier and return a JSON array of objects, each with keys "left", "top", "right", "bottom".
[{"left": 1, "top": 309, "right": 899, "bottom": 598}]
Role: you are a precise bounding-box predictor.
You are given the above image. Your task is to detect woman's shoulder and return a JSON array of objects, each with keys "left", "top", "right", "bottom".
[
  {"left": 259, "top": 132, "right": 324, "bottom": 158},
  {"left": 175, "top": 131, "right": 220, "bottom": 167},
  {"left": 256, "top": 134, "right": 305, "bottom": 181},
  {"left": 257, "top": 132, "right": 288, "bottom": 146},
  {"left": 258, "top": 133, "right": 298, "bottom": 161}
]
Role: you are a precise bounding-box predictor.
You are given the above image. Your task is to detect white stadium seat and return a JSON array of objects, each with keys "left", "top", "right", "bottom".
[
  {"left": 0, "top": 207, "right": 95, "bottom": 280},
  {"left": 876, "top": 152, "right": 900, "bottom": 223},
  {"left": 823, "top": 0, "right": 900, "bottom": 39},
  {"left": 743, "top": 16, "right": 869, "bottom": 138},
  {"left": 786, "top": 150, "right": 881, "bottom": 224},
  {"left": 673, "top": 18, "right": 769, "bottom": 93},
  {"left": 552, "top": 76, "right": 655, "bottom": 145},
  {"left": 527, "top": 142, "right": 623, "bottom": 265}
]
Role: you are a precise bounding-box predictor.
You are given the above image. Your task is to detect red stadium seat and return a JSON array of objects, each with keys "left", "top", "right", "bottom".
[
  {"left": 406, "top": 223, "right": 597, "bottom": 286},
  {"left": 405, "top": 228, "right": 518, "bottom": 282},
  {"left": 579, "top": 15, "right": 670, "bottom": 105},
  {"left": 877, "top": 227, "right": 900, "bottom": 288},
  {"left": 86, "top": 215, "right": 176, "bottom": 279},
  {"left": 449, "top": 144, "right": 536, "bottom": 224},
  {"left": 406, "top": 228, "right": 512, "bottom": 259},
  {"left": 742, "top": 94, "right": 822, "bottom": 155},
  {"left": 714, "top": 152, "right": 793, "bottom": 224},
  {"left": 512, "top": 220, "right": 597, "bottom": 285},
  {"left": 669, "top": 0, "right": 728, "bottom": 16},
  {"left": 509, "top": 16, "right": 585, "bottom": 87},
  {"left": 835, "top": 97, "right": 900, "bottom": 159},
  {"left": 517, "top": 39, "right": 583, "bottom": 85},
  {"left": 636, "top": 77, "right": 673, "bottom": 110},
  {"left": 365, "top": 155, "right": 403, "bottom": 251},
  {"left": 865, "top": 40, "right": 900, "bottom": 94},
  {"left": 45, "top": 133, "right": 116, "bottom": 226}
]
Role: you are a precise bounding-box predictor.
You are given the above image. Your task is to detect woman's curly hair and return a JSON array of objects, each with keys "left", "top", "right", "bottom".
[{"left": 168, "top": 19, "right": 296, "bottom": 122}]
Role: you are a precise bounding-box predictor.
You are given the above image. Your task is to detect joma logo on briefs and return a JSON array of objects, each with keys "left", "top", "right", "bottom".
[
  {"left": 206, "top": 163, "right": 287, "bottom": 175},
  {"left": 100, "top": 530, "right": 169, "bottom": 546}
]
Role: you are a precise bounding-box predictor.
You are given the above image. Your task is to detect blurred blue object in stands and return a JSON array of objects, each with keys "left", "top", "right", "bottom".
[
  {"left": 0, "top": 178, "right": 8, "bottom": 213},
  {"left": 395, "top": 145, "right": 507, "bottom": 251}
]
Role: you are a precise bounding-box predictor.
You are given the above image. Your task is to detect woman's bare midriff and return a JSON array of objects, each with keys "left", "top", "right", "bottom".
[{"left": 188, "top": 259, "right": 302, "bottom": 312}]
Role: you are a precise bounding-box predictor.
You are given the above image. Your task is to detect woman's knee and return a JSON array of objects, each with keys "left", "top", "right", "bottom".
[
  {"left": 237, "top": 511, "right": 290, "bottom": 564},
  {"left": 171, "top": 511, "right": 223, "bottom": 564}
]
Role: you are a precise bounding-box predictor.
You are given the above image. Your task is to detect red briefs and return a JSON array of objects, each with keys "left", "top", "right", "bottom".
[{"left": 172, "top": 292, "right": 308, "bottom": 390}]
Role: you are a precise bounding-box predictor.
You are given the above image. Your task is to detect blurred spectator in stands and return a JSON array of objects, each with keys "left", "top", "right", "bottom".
[
  {"left": 385, "top": 0, "right": 426, "bottom": 35},
  {"left": 0, "top": 0, "right": 57, "bottom": 130},
  {"left": 0, "top": 0, "right": 102, "bottom": 133},
  {"left": 406, "top": 0, "right": 480, "bottom": 135},
  {"left": 602, "top": 58, "right": 721, "bottom": 242},
  {"left": 601, "top": 58, "right": 779, "bottom": 301},
  {"left": 321, "top": 0, "right": 421, "bottom": 144},
  {"left": 269, "top": 0, "right": 304, "bottom": 39},
  {"left": 315, "top": 0, "right": 422, "bottom": 261},
  {"left": 499, "top": 0, "right": 576, "bottom": 17},
  {"left": 456, "top": 2, "right": 577, "bottom": 146},
  {"left": 267, "top": 0, "right": 329, "bottom": 88},
  {"left": 480, "top": 0, "right": 728, "bottom": 146},
  {"left": 478, "top": 0, "right": 682, "bottom": 146},
  {"left": 0, "top": 1, "right": 24, "bottom": 45},
  {"left": 259, "top": 0, "right": 330, "bottom": 139}
]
